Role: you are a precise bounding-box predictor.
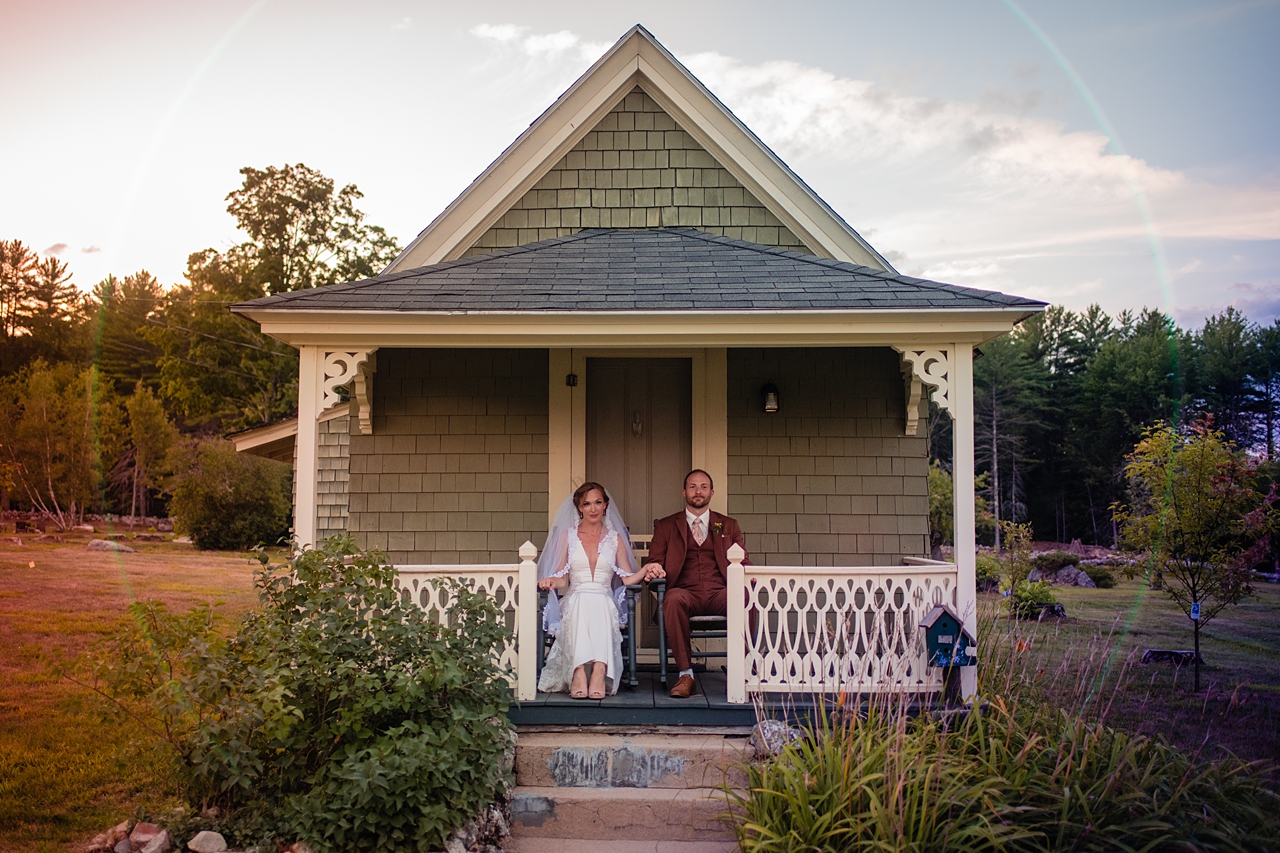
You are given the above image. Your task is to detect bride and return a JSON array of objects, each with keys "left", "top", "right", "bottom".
[{"left": 537, "top": 482, "right": 648, "bottom": 698}]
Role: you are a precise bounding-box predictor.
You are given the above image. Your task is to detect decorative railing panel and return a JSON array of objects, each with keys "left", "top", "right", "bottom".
[
  {"left": 395, "top": 542, "right": 539, "bottom": 700},
  {"left": 726, "top": 546, "right": 957, "bottom": 701}
]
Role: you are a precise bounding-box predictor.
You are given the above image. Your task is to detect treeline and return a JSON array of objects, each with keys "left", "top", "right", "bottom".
[
  {"left": 0, "top": 164, "right": 399, "bottom": 531},
  {"left": 933, "top": 303, "right": 1280, "bottom": 546}
]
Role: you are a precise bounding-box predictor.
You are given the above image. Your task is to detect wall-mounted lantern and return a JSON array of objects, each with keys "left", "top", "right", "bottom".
[{"left": 761, "top": 381, "right": 780, "bottom": 414}]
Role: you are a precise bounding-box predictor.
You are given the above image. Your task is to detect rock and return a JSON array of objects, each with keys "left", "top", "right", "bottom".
[
  {"left": 140, "top": 831, "right": 171, "bottom": 853},
  {"left": 1026, "top": 568, "right": 1047, "bottom": 583},
  {"left": 187, "top": 831, "right": 227, "bottom": 853},
  {"left": 157, "top": 519, "right": 174, "bottom": 532},
  {"left": 1054, "top": 567, "right": 1096, "bottom": 588},
  {"left": 112, "top": 823, "right": 131, "bottom": 843},
  {"left": 73, "top": 523, "right": 95, "bottom": 532},
  {"left": 87, "top": 833, "right": 111, "bottom": 852},
  {"left": 134, "top": 533, "right": 166, "bottom": 542},
  {"left": 1141, "top": 649, "right": 1206, "bottom": 666},
  {"left": 173, "top": 536, "right": 192, "bottom": 544},
  {"left": 88, "top": 539, "right": 136, "bottom": 553},
  {"left": 130, "top": 823, "right": 163, "bottom": 846},
  {"left": 114, "top": 839, "right": 132, "bottom": 853},
  {"left": 286, "top": 844, "right": 314, "bottom": 853},
  {"left": 748, "top": 719, "right": 804, "bottom": 758},
  {"left": 6, "top": 537, "right": 19, "bottom": 545}
]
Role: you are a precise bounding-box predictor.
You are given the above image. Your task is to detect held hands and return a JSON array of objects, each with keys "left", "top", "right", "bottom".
[
  {"left": 537, "top": 577, "right": 564, "bottom": 591},
  {"left": 643, "top": 563, "right": 666, "bottom": 581}
]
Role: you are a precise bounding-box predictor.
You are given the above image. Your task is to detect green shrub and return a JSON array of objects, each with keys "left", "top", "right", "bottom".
[
  {"left": 1082, "top": 563, "right": 1116, "bottom": 588},
  {"left": 83, "top": 537, "right": 515, "bottom": 852},
  {"left": 731, "top": 696, "right": 1279, "bottom": 853},
  {"left": 1008, "top": 579, "right": 1056, "bottom": 619},
  {"left": 1029, "top": 550, "right": 1080, "bottom": 573},
  {"left": 167, "top": 437, "right": 291, "bottom": 550},
  {"left": 976, "top": 554, "right": 1002, "bottom": 592}
]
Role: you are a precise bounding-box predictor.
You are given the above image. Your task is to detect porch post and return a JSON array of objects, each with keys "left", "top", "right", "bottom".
[
  {"left": 295, "top": 345, "right": 322, "bottom": 550},
  {"left": 725, "top": 543, "right": 747, "bottom": 703},
  {"left": 517, "top": 540, "right": 539, "bottom": 701},
  {"left": 951, "top": 344, "right": 978, "bottom": 699}
]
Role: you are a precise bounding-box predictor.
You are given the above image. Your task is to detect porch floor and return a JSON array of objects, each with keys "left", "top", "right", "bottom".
[{"left": 509, "top": 669, "right": 833, "bottom": 726}]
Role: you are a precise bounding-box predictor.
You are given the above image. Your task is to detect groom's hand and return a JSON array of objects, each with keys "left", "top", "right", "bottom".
[{"left": 645, "top": 563, "right": 666, "bottom": 580}]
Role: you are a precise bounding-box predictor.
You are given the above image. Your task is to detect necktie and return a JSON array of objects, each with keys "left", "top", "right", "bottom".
[{"left": 692, "top": 518, "right": 706, "bottom": 545}]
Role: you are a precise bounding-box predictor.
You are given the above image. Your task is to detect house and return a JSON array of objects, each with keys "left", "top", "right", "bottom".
[{"left": 231, "top": 25, "right": 1044, "bottom": 722}]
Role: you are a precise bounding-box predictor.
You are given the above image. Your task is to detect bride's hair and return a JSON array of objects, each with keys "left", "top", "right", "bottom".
[{"left": 573, "top": 481, "right": 610, "bottom": 513}]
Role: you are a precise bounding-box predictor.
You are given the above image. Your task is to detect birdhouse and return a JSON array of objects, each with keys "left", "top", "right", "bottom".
[{"left": 919, "top": 605, "right": 976, "bottom": 667}]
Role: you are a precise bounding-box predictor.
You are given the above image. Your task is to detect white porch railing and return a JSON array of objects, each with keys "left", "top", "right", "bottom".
[
  {"left": 395, "top": 541, "right": 539, "bottom": 700},
  {"left": 724, "top": 544, "right": 958, "bottom": 703},
  {"left": 393, "top": 542, "right": 959, "bottom": 705}
]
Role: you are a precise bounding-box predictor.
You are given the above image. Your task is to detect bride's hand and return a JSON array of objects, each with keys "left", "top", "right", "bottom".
[{"left": 537, "top": 577, "right": 559, "bottom": 590}]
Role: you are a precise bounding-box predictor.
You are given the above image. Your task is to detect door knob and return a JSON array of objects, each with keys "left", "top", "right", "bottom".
[{"left": 632, "top": 411, "right": 643, "bottom": 438}]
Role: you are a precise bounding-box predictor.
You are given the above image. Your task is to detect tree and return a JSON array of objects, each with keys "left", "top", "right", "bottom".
[
  {"left": 226, "top": 163, "right": 400, "bottom": 294},
  {"left": 0, "top": 360, "right": 124, "bottom": 528},
  {"left": 974, "top": 335, "right": 1047, "bottom": 547},
  {"left": 1191, "top": 307, "right": 1258, "bottom": 448},
  {"left": 92, "top": 272, "right": 164, "bottom": 395},
  {"left": 148, "top": 248, "right": 299, "bottom": 429},
  {"left": 111, "top": 383, "right": 177, "bottom": 523},
  {"left": 1114, "top": 420, "right": 1269, "bottom": 691}
]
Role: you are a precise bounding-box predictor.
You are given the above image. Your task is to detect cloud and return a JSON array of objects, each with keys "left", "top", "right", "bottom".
[
  {"left": 81, "top": 245, "right": 101, "bottom": 254},
  {"left": 43, "top": 242, "right": 68, "bottom": 256},
  {"left": 470, "top": 23, "right": 611, "bottom": 64},
  {"left": 1175, "top": 279, "right": 1280, "bottom": 327},
  {"left": 391, "top": 17, "right": 411, "bottom": 31}
]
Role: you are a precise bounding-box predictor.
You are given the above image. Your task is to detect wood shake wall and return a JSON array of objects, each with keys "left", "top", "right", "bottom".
[
  {"left": 346, "top": 349, "right": 549, "bottom": 564},
  {"left": 726, "top": 347, "right": 930, "bottom": 566},
  {"left": 463, "top": 87, "right": 811, "bottom": 257}
]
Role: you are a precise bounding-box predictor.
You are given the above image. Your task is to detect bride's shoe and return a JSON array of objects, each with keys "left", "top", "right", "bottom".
[{"left": 570, "top": 667, "right": 589, "bottom": 699}]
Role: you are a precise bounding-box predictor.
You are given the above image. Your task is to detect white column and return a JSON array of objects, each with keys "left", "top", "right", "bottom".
[
  {"left": 951, "top": 344, "right": 978, "bottom": 698},
  {"left": 725, "top": 542, "right": 747, "bottom": 704},
  {"left": 547, "top": 349, "right": 573, "bottom": 527},
  {"left": 295, "top": 346, "right": 322, "bottom": 550},
  {"left": 517, "top": 540, "right": 539, "bottom": 701}
]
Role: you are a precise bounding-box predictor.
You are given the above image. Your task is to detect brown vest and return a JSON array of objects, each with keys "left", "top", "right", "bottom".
[{"left": 678, "top": 525, "right": 719, "bottom": 590}]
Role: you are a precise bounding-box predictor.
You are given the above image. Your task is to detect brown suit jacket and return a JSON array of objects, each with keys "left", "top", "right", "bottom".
[{"left": 648, "top": 510, "right": 751, "bottom": 589}]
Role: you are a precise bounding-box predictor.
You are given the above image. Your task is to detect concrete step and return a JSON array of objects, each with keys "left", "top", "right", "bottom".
[
  {"left": 509, "top": 786, "right": 736, "bottom": 841},
  {"left": 515, "top": 733, "right": 749, "bottom": 789},
  {"left": 505, "top": 838, "right": 738, "bottom": 853}
]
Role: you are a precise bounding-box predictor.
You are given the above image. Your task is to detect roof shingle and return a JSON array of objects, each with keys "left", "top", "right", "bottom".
[{"left": 232, "top": 229, "right": 1046, "bottom": 314}]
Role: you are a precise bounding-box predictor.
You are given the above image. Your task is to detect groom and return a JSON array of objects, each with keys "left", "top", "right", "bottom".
[{"left": 643, "top": 469, "right": 750, "bottom": 698}]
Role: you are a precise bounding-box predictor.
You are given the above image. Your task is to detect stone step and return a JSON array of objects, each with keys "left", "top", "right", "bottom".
[
  {"left": 509, "top": 786, "right": 736, "bottom": 840},
  {"left": 515, "top": 733, "right": 749, "bottom": 789},
  {"left": 506, "top": 838, "right": 738, "bottom": 853}
]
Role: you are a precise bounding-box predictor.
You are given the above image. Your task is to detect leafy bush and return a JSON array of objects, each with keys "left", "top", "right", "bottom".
[
  {"left": 732, "top": 694, "right": 1279, "bottom": 853},
  {"left": 82, "top": 537, "right": 515, "bottom": 852},
  {"left": 166, "top": 437, "right": 291, "bottom": 550},
  {"left": 976, "top": 554, "right": 1002, "bottom": 592},
  {"left": 1082, "top": 563, "right": 1117, "bottom": 588},
  {"left": 1008, "top": 579, "right": 1056, "bottom": 619},
  {"left": 1029, "top": 550, "right": 1080, "bottom": 573}
]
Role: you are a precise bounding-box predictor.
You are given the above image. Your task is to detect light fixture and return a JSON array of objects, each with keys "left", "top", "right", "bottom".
[{"left": 761, "top": 381, "right": 780, "bottom": 414}]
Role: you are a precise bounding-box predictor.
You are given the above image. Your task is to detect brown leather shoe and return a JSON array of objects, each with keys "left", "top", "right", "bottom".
[{"left": 668, "top": 674, "right": 697, "bottom": 698}]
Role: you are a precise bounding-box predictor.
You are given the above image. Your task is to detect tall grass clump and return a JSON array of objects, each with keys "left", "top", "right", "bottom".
[{"left": 729, "top": 605, "right": 1279, "bottom": 852}]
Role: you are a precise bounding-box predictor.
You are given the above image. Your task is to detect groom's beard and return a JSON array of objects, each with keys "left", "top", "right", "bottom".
[{"left": 685, "top": 495, "right": 709, "bottom": 509}]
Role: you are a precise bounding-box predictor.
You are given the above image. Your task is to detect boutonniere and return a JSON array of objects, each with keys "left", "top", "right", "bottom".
[{"left": 711, "top": 521, "right": 724, "bottom": 536}]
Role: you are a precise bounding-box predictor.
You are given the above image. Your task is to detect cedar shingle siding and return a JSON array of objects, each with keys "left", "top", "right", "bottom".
[
  {"left": 346, "top": 349, "right": 550, "bottom": 564},
  {"left": 463, "top": 87, "right": 810, "bottom": 257},
  {"left": 726, "top": 347, "right": 930, "bottom": 566},
  {"left": 317, "top": 415, "right": 351, "bottom": 542}
]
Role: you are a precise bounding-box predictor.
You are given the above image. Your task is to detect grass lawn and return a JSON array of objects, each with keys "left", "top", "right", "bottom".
[
  {"left": 984, "top": 575, "right": 1280, "bottom": 771},
  {"left": 0, "top": 533, "right": 259, "bottom": 853}
]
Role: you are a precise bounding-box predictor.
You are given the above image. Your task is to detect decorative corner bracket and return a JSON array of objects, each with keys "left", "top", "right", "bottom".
[
  {"left": 322, "top": 350, "right": 378, "bottom": 434},
  {"left": 891, "top": 346, "right": 955, "bottom": 434}
]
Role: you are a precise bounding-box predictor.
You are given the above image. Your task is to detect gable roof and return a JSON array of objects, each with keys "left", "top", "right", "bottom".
[
  {"left": 235, "top": 229, "right": 1044, "bottom": 315},
  {"left": 387, "top": 25, "right": 893, "bottom": 272}
]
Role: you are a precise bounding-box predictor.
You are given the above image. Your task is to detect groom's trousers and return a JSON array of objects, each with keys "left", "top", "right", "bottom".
[{"left": 663, "top": 583, "right": 728, "bottom": 672}]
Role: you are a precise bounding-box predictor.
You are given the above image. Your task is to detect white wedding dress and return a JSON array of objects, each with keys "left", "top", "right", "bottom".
[{"left": 538, "top": 525, "right": 625, "bottom": 695}]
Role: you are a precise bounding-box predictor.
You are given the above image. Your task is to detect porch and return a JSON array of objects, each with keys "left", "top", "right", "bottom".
[{"left": 396, "top": 545, "right": 958, "bottom": 724}]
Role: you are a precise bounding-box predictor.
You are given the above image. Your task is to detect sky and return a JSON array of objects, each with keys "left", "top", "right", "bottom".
[{"left": 2, "top": 0, "right": 1278, "bottom": 328}]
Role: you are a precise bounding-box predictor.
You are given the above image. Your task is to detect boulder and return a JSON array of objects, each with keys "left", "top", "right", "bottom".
[
  {"left": 1054, "top": 567, "right": 1096, "bottom": 588},
  {"left": 111, "top": 823, "right": 131, "bottom": 844},
  {"left": 187, "top": 831, "right": 227, "bottom": 853},
  {"left": 140, "top": 831, "right": 171, "bottom": 853},
  {"left": 748, "top": 719, "right": 804, "bottom": 757},
  {"left": 130, "top": 823, "right": 163, "bottom": 846},
  {"left": 73, "top": 524, "right": 95, "bottom": 533},
  {"left": 88, "top": 539, "right": 136, "bottom": 553},
  {"left": 114, "top": 839, "right": 132, "bottom": 853}
]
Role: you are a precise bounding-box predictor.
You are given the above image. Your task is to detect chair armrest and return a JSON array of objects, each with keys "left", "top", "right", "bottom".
[{"left": 648, "top": 578, "right": 667, "bottom": 593}]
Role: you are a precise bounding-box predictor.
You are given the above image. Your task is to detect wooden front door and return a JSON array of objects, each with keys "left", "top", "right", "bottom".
[{"left": 586, "top": 358, "right": 692, "bottom": 647}]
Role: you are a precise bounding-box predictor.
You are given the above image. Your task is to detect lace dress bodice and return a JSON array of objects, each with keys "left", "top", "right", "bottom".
[{"left": 565, "top": 530, "right": 622, "bottom": 595}]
